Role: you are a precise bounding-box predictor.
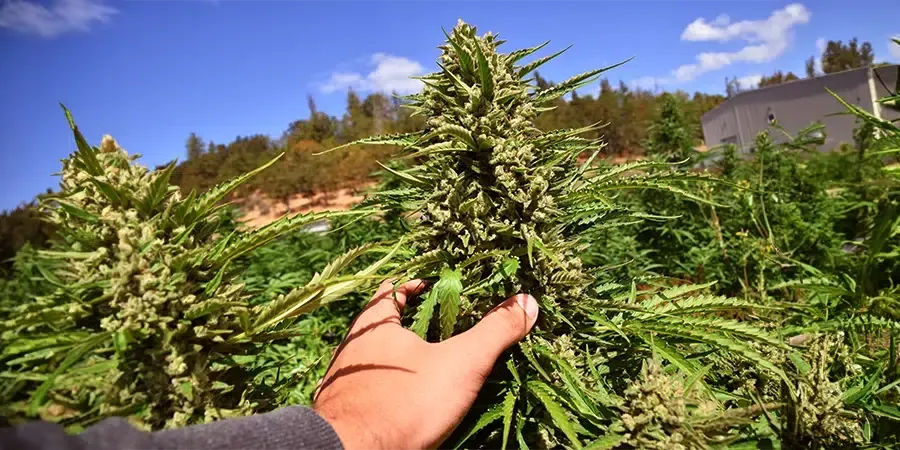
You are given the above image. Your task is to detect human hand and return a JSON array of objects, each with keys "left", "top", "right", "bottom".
[{"left": 312, "top": 279, "right": 539, "bottom": 450}]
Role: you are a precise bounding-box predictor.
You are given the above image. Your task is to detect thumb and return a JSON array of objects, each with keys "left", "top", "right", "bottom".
[{"left": 444, "top": 293, "right": 539, "bottom": 372}]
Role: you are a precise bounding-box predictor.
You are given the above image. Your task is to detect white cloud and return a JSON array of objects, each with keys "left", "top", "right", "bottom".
[
  {"left": 320, "top": 53, "right": 425, "bottom": 95},
  {"left": 673, "top": 3, "right": 811, "bottom": 82},
  {"left": 0, "top": 0, "right": 116, "bottom": 38},
  {"left": 890, "top": 35, "right": 900, "bottom": 60},
  {"left": 681, "top": 3, "right": 809, "bottom": 42},
  {"left": 736, "top": 74, "right": 762, "bottom": 89},
  {"left": 814, "top": 37, "right": 826, "bottom": 73}
]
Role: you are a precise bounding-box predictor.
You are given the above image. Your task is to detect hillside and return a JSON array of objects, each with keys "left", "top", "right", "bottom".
[{"left": 234, "top": 184, "right": 372, "bottom": 228}]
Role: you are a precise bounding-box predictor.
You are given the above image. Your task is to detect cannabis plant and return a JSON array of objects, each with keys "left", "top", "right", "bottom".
[
  {"left": 326, "top": 20, "right": 791, "bottom": 448},
  {"left": 0, "top": 108, "right": 392, "bottom": 429},
  {"left": 773, "top": 85, "right": 900, "bottom": 321},
  {"left": 643, "top": 93, "right": 697, "bottom": 165},
  {"left": 757, "top": 80, "right": 900, "bottom": 447}
]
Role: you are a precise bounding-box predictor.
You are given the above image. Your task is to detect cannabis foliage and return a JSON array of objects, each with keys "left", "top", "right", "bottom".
[
  {"left": 2, "top": 21, "right": 899, "bottom": 450},
  {"left": 0, "top": 109, "right": 391, "bottom": 429},
  {"left": 328, "top": 20, "right": 799, "bottom": 448}
]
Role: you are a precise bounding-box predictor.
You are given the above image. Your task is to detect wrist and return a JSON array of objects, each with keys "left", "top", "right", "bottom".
[{"left": 315, "top": 406, "right": 382, "bottom": 450}]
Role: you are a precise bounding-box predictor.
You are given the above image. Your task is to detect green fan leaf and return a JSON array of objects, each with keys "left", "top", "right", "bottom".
[
  {"left": 532, "top": 58, "right": 633, "bottom": 104},
  {"left": 454, "top": 396, "right": 506, "bottom": 449},
  {"left": 528, "top": 380, "right": 582, "bottom": 449},
  {"left": 473, "top": 40, "right": 494, "bottom": 99},
  {"left": 60, "top": 104, "right": 103, "bottom": 176},
  {"left": 500, "top": 389, "right": 517, "bottom": 450},
  {"left": 313, "top": 131, "right": 425, "bottom": 155},
  {"left": 507, "top": 40, "right": 550, "bottom": 64},
  {"left": 435, "top": 268, "right": 463, "bottom": 339},
  {"left": 410, "top": 285, "right": 440, "bottom": 338},
  {"left": 517, "top": 45, "right": 571, "bottom": 78},
  {"left": 181, "top": 152, "right": 284, "bottom": 224}
]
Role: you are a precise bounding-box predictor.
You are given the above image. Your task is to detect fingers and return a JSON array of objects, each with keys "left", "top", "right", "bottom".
[
  {"left": 442, "top": 293, "right": 539, "bottom": 374},
  {"left": 351, "top": 279, "right": 426, "bottom": 332},
  {"left": 391, "top": 279, "right": 428, "bottom": 310},
  {"left": 315, "top": 279, "right": 425, "bottom": 402}
]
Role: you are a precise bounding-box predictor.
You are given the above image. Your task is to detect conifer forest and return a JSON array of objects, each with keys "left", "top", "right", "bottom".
[{"left": 3, "top": 21, "right": 900, "bottom": 449}]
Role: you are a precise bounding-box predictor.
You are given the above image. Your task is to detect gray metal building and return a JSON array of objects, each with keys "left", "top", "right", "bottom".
[{"left": 701, "top": 65, "right": 899, "bottom": 152}]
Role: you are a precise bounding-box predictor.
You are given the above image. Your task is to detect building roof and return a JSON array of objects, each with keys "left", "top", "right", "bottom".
[{"left": 702, "top": 64, "right": 899, "bottom": 121}]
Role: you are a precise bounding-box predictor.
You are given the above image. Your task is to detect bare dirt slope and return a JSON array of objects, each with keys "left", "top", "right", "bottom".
[{"left": 234, "top": 183, "right": 374, "bottom": 229}]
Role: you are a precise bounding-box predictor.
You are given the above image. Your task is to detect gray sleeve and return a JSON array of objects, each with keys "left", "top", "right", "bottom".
[{"left": 0, "top": 406, "right": 344, "bottom": 450}]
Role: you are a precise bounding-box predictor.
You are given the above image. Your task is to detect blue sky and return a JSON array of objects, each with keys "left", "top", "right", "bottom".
[{"left": 1, "top": 0, "right": 898, "bottom": 211}]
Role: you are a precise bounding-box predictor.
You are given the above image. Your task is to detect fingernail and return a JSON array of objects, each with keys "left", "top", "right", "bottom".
[{"left": 516, "top": 294, "right": 539, "bottom": 319}]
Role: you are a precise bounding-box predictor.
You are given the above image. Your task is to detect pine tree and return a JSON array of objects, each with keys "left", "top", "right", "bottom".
[
  {"left": 805, "top": 56, "right": 818, "bottom": 78},
  {"left": 342, "top": 89, "right": 368, "bottom": 141},
  {"left": 725, "top": 76, "right": 743, "bottom": 98},
  {"left": 186, "top": 132, "right": 204, "bottom": 160}
]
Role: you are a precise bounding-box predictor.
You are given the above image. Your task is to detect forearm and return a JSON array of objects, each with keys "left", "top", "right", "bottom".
[{"left": 0, "top": 406, "right": 344, "bottom": 450}]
